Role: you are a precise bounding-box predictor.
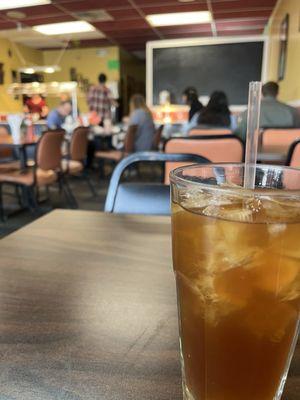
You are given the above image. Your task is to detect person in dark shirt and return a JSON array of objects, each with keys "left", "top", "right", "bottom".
[
  {"left": 182, "top": 87, "right": 203, "bottom": 122},
  {"left": 235, "top": 81, "right": 300, "bottom": 141}
]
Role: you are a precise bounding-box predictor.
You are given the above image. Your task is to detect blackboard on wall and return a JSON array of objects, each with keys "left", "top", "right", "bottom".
[{"left": 152, "top": 41, "right": 264, "bottom": 105}]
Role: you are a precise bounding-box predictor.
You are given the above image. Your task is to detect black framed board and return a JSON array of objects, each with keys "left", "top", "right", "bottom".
[{"left": 152, "top": 41, "right": 264, "bottom": 105}]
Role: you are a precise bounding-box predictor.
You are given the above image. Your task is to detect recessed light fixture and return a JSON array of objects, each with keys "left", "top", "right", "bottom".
[
  {"left": 146, "top": 11, "right": 212, "bottom": 27},
  {"left": 23, "top": 68, "right": 35, "bottom": 74},
  {"left": 0, "top": 0, "right": 51, "bottom": 10},
  {"left": 33, "top": 21, "right": 95, "bottom": 36},
  {"left": 6, "top": 11, "right": 27, "bottom": 19},
  {"left": 19, "top": 65, "right": 61, "bottom": 74}
]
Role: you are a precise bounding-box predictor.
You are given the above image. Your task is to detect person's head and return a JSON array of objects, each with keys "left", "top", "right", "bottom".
[
  {"left": 98, "top": 73, "right": 107, "bottom": 84},
  {"left": 262, "top": 81, "right": 279, "bottom": 98},
  {"left": 207, "top": 91, "right": 229, "bottom": 110},
  {"left": 199, "top": 90, "right": 230, "bottom": 127},
  {"left": 129, "top": 94, "right": 148, "bottom": 113},
  {"left": 182, "top": 87, "right": 199, "bottom": 105},
  {"left": 58, "top": 101, "right": 72, "bottom": 117},
  {"left": 31, "top": 94, "right": 42, "bottom": 103}
]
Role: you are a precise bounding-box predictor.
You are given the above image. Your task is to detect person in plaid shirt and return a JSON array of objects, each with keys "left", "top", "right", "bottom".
[{"left": 87, "top": 73, "right": 113, "bottom": 124}]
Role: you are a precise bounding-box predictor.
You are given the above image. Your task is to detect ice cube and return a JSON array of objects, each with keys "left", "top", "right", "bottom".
[
  {"left": 243, "top": 300, "right": 298, "bottom": 342},
  {"left": 251, "top": 255, "right": 299, "bottom": 295}
]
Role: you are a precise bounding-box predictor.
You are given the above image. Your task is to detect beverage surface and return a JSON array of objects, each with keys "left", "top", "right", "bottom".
[{"left": 172, "top": 193, "right": 300, "bottom": 400}]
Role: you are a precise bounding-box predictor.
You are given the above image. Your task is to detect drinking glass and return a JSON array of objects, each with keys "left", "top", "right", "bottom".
[{"left": 170, "top": 163, "right": 300, "bottom": 400}]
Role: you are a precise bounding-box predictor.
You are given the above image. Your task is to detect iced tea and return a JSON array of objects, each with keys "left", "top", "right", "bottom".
[{"left": 172, "top": 191, "right": 300, "bottom": 400}]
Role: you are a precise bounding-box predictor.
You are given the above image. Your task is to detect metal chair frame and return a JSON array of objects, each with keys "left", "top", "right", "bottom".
[{"left": 104, "top": 151, "right": 210, "bottom": 213}]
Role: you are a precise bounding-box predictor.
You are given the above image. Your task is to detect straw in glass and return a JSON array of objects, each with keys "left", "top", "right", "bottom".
[{"left": 244, "top": 81, "right": 262, "bottom": 189}]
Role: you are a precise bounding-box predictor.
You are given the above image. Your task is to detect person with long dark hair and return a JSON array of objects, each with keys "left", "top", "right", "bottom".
[{"left": 197, "top": 91, "right": 233, "bottom": 128}]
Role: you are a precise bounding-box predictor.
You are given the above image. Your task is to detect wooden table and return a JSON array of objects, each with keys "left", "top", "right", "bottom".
[
  {"left": 0, "top": 210, "right": 298, "bottom": 400},
  {"left": 0, "top": 140, "right": 38, "bottom": 169}
]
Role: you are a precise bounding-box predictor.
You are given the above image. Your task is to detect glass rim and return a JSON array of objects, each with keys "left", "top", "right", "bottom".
[{"left": 169, "top": 162, "right": 300, "bottom": 197}]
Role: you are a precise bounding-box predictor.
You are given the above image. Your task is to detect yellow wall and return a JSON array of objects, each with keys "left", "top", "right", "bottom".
[
  {"left": 267, "top": 0, "right": 300, "bottom": 102},
  {"left": 0, "top": 39, "right": 43, "bottom": 113},
  {"left": 43, "top": 46, "right": 120, "bottom": 112},
  {"left": 0, "top": 41, "right": 140, "bottom": 114}
]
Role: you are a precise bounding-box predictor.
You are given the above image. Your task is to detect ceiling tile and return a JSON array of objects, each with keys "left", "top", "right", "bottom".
[
  {"left": 56, "top": 0, "right": 131, "bottom": 12},
  {"left": 93, "top": 19, "right": 151, "bottom": 32},
  {"left": 0, "top": 4, "right": 61, "bottom": 19},
  {"left": 217, "top": 28, "right": 265, "bottom": 36},
  {"left": 22, "top": 15, "right": 76, "bottom": 27},
  {"left": 108, "top": 9, "right": 142, "bottom": 21},
  {"left": 214, "top": 9, "right": 273, "bottom": 19},
  {"left": 140, "top": 3, "right": 208, "bottom": 14},
  {"left": 158, "top": 23, "right": 212, "bottom": 35},
  {"left": 216, "top": 17, "right": 269, "bottom": 29},
  {"left": 211, "top": 0, "right": 277, "bottom": 11}
]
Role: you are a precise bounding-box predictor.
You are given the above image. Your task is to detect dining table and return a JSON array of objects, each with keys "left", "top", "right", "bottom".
[{"left": 0, "top": 210, "right": 298, "bottom": 400}]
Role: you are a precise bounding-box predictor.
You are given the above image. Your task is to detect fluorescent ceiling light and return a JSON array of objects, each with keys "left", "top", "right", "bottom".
[
  {"left": 19, "top": 65, "right": 61, "bottom": 74},
  {"left": 23, "top": 68, "right": 35, "bottom": 74},
  {"left": 0, "top": 0, "right": 51, "bottom": 10},
  {"left": 146, "top": 11, "right": 212, "bottom": 27},
  {"left": 33, "top": 21, "right": 95, "bottom": 36}
]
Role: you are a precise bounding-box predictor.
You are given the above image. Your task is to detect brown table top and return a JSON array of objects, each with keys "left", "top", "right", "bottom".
[{"left": 0, "top": 210, "right": 298, "bottom": 400}]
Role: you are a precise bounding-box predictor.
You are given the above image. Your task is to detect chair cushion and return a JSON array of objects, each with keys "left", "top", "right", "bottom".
[
  {"left": 0, "top": 161, "right": 21, "bottom": 172},
  {"left": 61, "top": 159, "right": 83, "bottom": 174},
  {"left": 0, "top": 168, "right": 57, "bottom": 186},
  {"left": 95, "top": 150, "right": 123, "bottom": 162},
  {"left": 113, "top": 183, "right": 170, "bottom": 215}
]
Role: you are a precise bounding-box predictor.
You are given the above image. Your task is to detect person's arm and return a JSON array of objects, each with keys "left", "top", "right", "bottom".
[
  {"left": 124, "top": 125, "right": 137, "bottom": 153},
  {"left": 234, "top": 110, "right": 247, "bottom": 142},
  {"left": 47, "top": 112, "right": 58, "bottom": 129},
  {"left": 182, "top": 112, "right": 199, "bottom": 135},
  {"left": 41, "top": 105, "right": 49, "bottom": 118}
]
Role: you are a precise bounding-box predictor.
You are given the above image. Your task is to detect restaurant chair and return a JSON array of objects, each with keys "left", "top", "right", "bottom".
[
  {"left": 189, "top": 128, "right": 232, "bottom": 136},
  {"left": 0, "top": 126, "right": 20, "bottom": 171},
  {"left": 261, "top": 128, "right": 300, "bottom": 153},
  {"left": 94, "top": 125, "right": 164, "bottom": 176},
  {"left": 0, "top": 130, "right": 75, "bottom": 218},
  {"left": 164, "top": 134, "right": 244, "bottom": 184},
  {"left": 104, "top": 151, "right": 210, "bottom": 215},
  {"left": 152, "top": 124, "right": 164, "bottom": 150},
  {"left": 62, "top": 126, "right": 97, "bottom": 197},
  {"left": 286, "top": 139, "right": 300, "bottom": 167}
]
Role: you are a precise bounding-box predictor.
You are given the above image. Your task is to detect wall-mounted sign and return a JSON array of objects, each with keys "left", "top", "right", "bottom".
[{"left": 107, "top": 60, "right": 119, "bottom": 70}]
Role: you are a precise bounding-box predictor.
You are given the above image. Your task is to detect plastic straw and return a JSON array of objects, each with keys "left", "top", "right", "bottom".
[{"left": 244, "top": 81, "right": 262, "bottom": 189}]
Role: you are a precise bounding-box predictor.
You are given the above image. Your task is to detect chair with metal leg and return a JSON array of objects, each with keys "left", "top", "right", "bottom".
[
  {"left": 105, "top": 151, "right": 210, "bottom": 215},
  {"left": 62, "top": 126, "right": 97, "bottom": 198},
  {"left": 0, "top": 130, "right": 67, "bottom": 218}
]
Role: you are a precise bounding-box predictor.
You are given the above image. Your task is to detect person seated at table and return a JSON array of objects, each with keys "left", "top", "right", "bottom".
[
  {"left": 193, "top": 91, "right": 236, "bottom": 131},
  {"left": 24, "top": 94, "right": 49, "bottom": 118},
  {"left": 47, "top": 101, "right": 72, "bottom": 130},
  {"left": 182, "top": 87, "right": 203, "bottom": 135},
  {"left": 235, "top": 81, "right": 300, "bottom": 141},
  {"left": 124, "top": 94, "right": 155, "bottom": 152}
]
